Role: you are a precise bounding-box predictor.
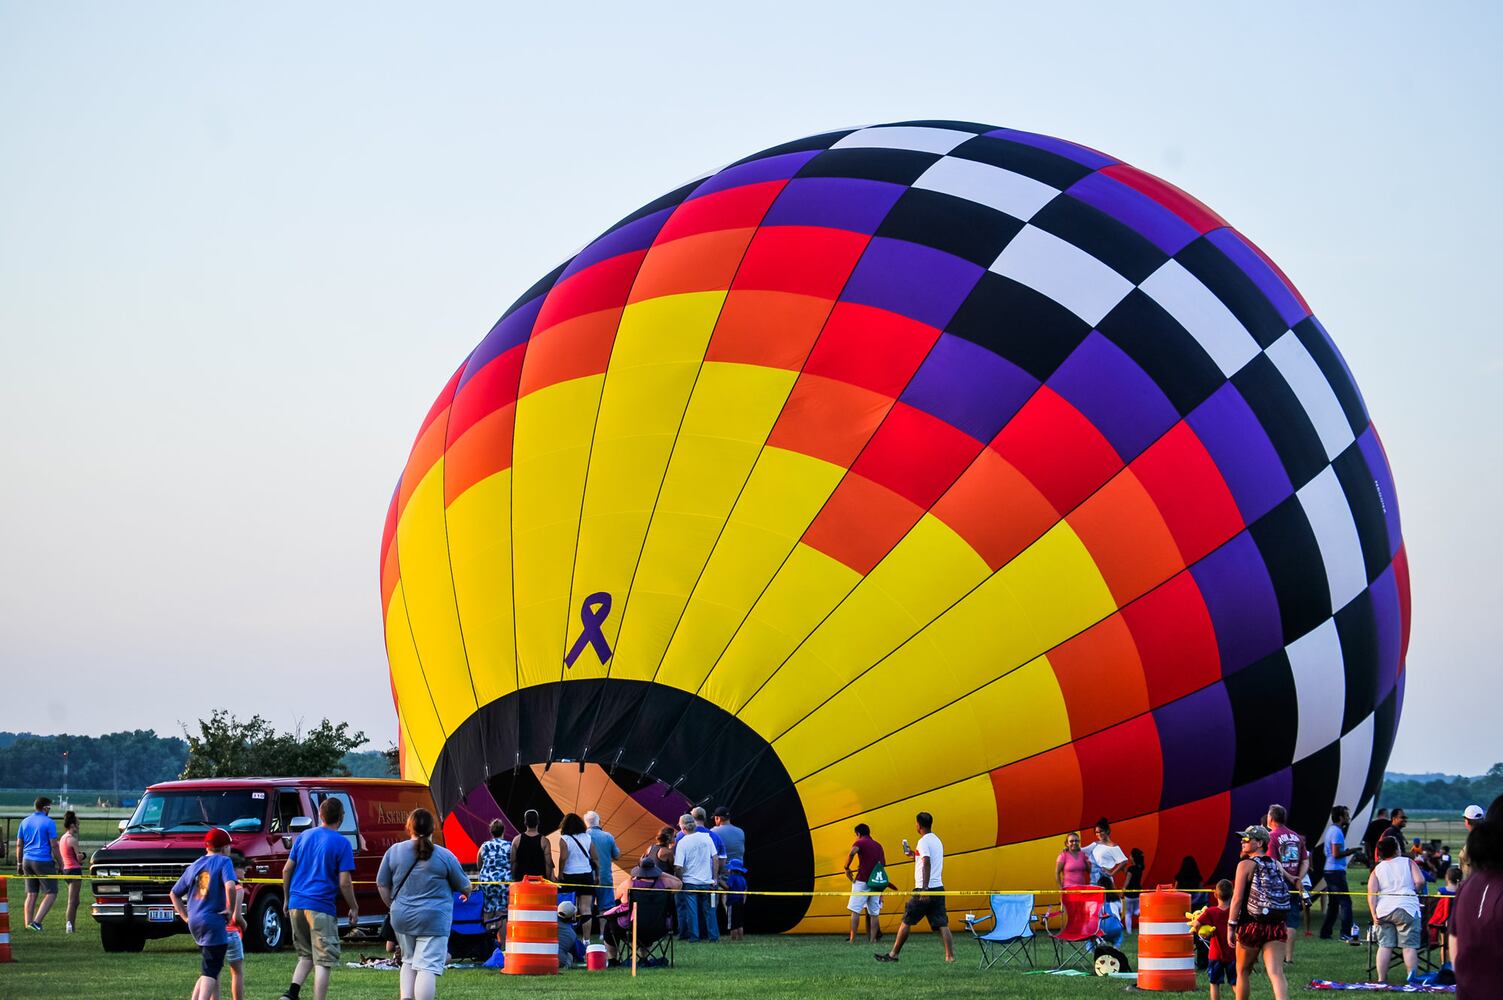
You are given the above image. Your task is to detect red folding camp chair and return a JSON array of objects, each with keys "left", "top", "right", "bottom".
[{"left": 1044, "top": 888, "right": 1104, "bottom": 971}]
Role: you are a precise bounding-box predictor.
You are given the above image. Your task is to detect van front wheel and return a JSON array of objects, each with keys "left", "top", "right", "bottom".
[{"left": 246, "top": 893, "right": 288, "bottom": 952}]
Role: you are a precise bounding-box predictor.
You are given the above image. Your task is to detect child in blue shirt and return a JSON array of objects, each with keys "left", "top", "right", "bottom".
[{"left": 172, "top": 828, "right": 239, "bottom": 1000}]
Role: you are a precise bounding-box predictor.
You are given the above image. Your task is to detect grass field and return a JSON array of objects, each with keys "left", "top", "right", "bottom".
[{"left": 3, "top": 881, "right": 1395, "bottom": 999}]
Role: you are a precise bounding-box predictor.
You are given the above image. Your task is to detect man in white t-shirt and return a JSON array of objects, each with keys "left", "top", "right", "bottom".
[
  {"left": 673, "top": 814, "right": 719, "bottom": 942},
  {"left": 875, "top": 811, "right": 954, "bottom": 963}
]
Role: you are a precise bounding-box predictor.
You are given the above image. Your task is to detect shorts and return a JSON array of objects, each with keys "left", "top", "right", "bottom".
[
  {"left": 63, "top": 866, "right": 83, "bottom": 878},
  {"left": 22, "top": 858, "right": 57, "bottom": 894},
  {"left": 848, "top": 881, "right": 883, "bottom": 916},
  {"left": 396, "top": 932, "right": 448, "bottom": 975},
  {"left": 200, "top": 943, "right": 229, "bottom": 978},
  {"left": 901, "top": 890, "right": 949, "bottom": 929},
  {"left": 726, "top": 901, "right": 744, "bottom": 931},
  {"left": 290, "top": 909, "right": 342, "bottom": 967},
  {"left": 1235, "top": 920, "right": 1288, "bottom": 949},
  {"left": 1377, "top": 909, "right": 1421, "bottom": 950},
  {"left": 594, "top": 886, "right": 616, "bottom": 911},
  {"left": 1124, "top": 895, "right": 1140, "bottom": 917},
  {"left": 1208, "top": 959, "right": 1237, "bottom": 985},
  {"left": 1285, "top": 900, "right": 1303, "bottom": 929},
  {"left": 557, "top": 872, "right": 595, "bottom": 889},
  {"left": 225, "top": 931, "right": 244, "bottom": 963}
]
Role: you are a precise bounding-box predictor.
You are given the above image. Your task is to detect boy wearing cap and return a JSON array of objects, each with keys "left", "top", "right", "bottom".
[
  {"left": 171, "top": 828, "right": 240, "bottom": 1000},
  {"left": 557, "top": 899, "right": 579, "bottom": 968},
  {"left": 1462, "top": 804, "right": 1484, "bottom": 876}
]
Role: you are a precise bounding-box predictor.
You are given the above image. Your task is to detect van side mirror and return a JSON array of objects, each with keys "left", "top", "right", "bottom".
[
  {"left": 118, "top": 819, "right": 129, "bottom": 832},
  {"left": 289, "top": 817, "right": 313, "bottom": 833}
]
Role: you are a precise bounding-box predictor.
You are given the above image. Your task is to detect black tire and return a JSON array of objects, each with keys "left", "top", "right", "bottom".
[
  {"left": 100, "top": 922, "right": 147, "bottom": 953},
  {"left": 1092, "top": 945, "right": 1130, "bottom": 976},
  {"left": 245, "top": 892, "right": 289, "bottom": 952}
]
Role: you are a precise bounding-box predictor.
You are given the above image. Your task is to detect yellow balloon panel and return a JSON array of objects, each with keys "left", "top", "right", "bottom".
[
  {"left": 511, "top": 377, "right": 606, "bottom": 688},
  {"left": 737, "top": 513, "right": 990, "bottom": 740},
  {"left": 443, "top": 469, "right": 517, "bottom": 707},
  {"left": 385, "top": 582, "right": 446, "bottom": 780},
  {"left": 791, "top": 656, "right": 1067, "bottom": 829},
  {"left": 610, "top": 362, "right": 798, "bottom": 682},
  {"left": 393, "top": 460, "right": 476, "bottom": 732},
  {"left": 652, "top": 447, "right": 842, "bottom": 702},
  {"left": 565, "top": 293, "right": 726, "bottom": 681},
  {"left": 805, "top": 774, "right": 998, "bottom": 881}
]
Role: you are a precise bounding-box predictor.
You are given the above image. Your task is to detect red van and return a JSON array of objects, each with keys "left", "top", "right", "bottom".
[{"left": 90, "top": 777, "right": 438, "bottom": 953}]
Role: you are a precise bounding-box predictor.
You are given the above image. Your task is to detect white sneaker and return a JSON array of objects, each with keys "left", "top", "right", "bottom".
[{"left": 66, "top": 921, "right": 75, "bottom": 933}]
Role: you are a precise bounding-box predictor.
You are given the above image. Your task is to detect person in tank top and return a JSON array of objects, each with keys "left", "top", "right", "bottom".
[
  {"left": 510, "top": 810, "right": 553, "bottom": 881},
  {"left": 59, "top": 810, "right": 87, "bottom": 933}
]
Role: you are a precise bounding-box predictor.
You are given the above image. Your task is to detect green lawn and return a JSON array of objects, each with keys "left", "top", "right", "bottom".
[{"left": 3, "top": 880, "right": 1391, "bottom": 998}]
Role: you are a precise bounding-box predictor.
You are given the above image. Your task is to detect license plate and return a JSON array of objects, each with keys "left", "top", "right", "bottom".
[
  {"left": 95, "top": 884, "right": 121, "bottom": 895},
  {"left": 148, "top": 907, "right": 175, "bottom": 923}
]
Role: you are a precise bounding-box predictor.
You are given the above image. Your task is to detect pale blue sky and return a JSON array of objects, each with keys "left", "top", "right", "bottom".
[{"left": 1, "top": 3, "right": 1498, "bottom": 773}]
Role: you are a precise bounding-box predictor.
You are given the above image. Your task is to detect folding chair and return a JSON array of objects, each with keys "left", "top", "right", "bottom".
[
  {"left": 629, "top": 890, "right": 676, "bottom": 968},
  {"left": 1044, "top": 888, "right": 1103, "bottom": 971},
  {"left": 1420, "top": 894, "right": 1452, "bottom": 974},
  {"left": 964, "top": 893, "right": 1037, "bottom": 969}
]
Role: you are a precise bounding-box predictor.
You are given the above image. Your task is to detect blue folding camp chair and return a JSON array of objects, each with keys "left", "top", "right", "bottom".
[{"left": 964, "top": 893, "right": 1037, "bottom": 969}]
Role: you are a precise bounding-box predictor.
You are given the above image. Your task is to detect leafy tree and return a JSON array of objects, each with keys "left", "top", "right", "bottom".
[
  {"left": 340, "top": 748, "right": 401, "bottom": 778},
  {"left": 180, "top": 711, "right": 367, "bottom": 779}
]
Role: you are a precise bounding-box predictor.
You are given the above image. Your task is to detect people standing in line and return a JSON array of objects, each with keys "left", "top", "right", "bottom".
[
  {"left": 510, "top": 809, "right": 554, "bottom": 881},
  {"left": 1226, "top": 825, "right": 1290, "bottom": 1000},
  {"left": 15, "top": 795, "right": 59, "bottom": 931},
  {"left": 645, "top": 825, "right": 675, "bottom": 872},
  {"left": 1361, "top": 808, "right": 1391, "bottom": 861},
  {"left": 1319, "top": 805, "right": 1359, "bottom": 944},
  {"left": 875, "top": 811, "right": 954, "bottom": 964},
  {"left": 476, "top": 819, "right": 512, "bottom": 943},
  {"left": 712, "top": 806, "right": 745, "bottom": 862},
  {"left": 672, "top": 813, "right": 719, "bottom": 942},
  {"left": 59, "top": 809, "right": 87, "bottom": 933},
  {"left": 844, "top": 822, "right": 887, "bottom": 944},
  {"left": 1056, "top": 832, "right": 1091, "bottom": 891},
  {"left": 1123, "top": 847, "right": 1146, "bottom": 934},
  {"left": 1085, "top": 818, "right": 1129, "bottom": 893},
  {"left": 1190, "top": 879, "right": 1236, "bottom": 1000},
  {"left": 376, "top": 808, "right": 472, "bottom": 1000},
  {"left": 556, "top": 813, "right": 600, "bottom": 944},
  {"left": 170, "top": 828, "right": 239, "bottom": 1000},
  {"left": 1265, "top": 804, "right": 1309, "bottom": 966},
  {"left": 583, "top": 810, "right": 620, "bottom": 941},
  {"left": 278, "top": 797, "right": 359, "bottom": 1000},
  {"left": 1377, "top": 808, "right": 1408, "bottom": 855},
  {"left": 1366, "top": 834, "right": 1424, "bottom": 984},
  {"left": 1460, "top": 803, "right": 1484, "bottom": 876},
  {"left": 1453, "top": 795, "right": 1503, "bottom": 997}
]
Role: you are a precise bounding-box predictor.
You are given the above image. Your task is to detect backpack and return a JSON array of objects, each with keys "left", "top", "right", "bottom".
[
  {"left": 1245, "top": 855, "right": 1291, "bottom": 923},
  {"left": 867, "top": 860, "right": 892, "bottom": 891}
]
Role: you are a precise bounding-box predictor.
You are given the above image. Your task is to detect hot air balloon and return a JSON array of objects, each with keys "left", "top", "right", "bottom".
[{"left": 380, "top": 121, "right": 1409, "bottom": 932}]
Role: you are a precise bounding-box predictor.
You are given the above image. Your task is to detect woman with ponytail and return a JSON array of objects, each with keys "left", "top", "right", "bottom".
[{"left": 377, "top": 809, "right": 471, "bottom": 1000}]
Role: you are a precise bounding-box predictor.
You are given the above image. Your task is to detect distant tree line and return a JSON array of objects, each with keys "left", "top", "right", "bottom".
[
  {"left": 1, "top": 714, "right": 400, "bottom": 794},
  {"left": 1378, "top": 763, "right": 1503, "bottom": 812}
]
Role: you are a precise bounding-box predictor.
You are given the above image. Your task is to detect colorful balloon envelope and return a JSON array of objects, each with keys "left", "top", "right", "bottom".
[{"left": 381, "top": 122, "right": 1409, "bottom": 932}]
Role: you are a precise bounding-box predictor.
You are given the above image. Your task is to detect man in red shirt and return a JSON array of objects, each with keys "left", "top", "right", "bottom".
[
  {"left": 1192, "top": 879, "right": 1236, "bottom": 1000},
  {"left": 1266, "top": 805, "right": 1308, "bottom": 966},
  {"left": 844, "top": 823, "right": 887, "bottom": 944}
]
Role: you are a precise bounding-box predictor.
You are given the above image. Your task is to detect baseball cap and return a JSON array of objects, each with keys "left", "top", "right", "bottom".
[
  {"left": 557, "top": 900, "right": 577, "bottom": 920},
  {"left": 204, "top": 827, "right": 233, "bottom": 849},
  {"left": 1235, "top": 825, "right": 1271, "bottom": 843},
  {"left": 1464, "top": 804, "right": 1485, "bottom": 821},
  {"left": 713, "top": 806, "right": 730, "bottom": 818}
]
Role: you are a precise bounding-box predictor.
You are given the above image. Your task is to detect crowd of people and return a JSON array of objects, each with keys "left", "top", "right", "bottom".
[{"left": 12, "top": 791, "right": 1503, "bottom": 996}]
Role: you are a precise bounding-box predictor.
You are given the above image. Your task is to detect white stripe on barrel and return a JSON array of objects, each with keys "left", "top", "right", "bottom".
[
  {"left": 1139, "top": 921, "right": 1190, "bottom": 936},
  {"left": 508, "top": 909, "right": 557, "bottom": 923},
  {"left": 505, "top": 941, "right": 555, "bottom": 955},
  {"left": 1138, "top": 956, "right": 1197, "bottom": 971}
]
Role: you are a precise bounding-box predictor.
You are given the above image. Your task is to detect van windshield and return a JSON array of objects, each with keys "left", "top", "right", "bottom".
[{"left": 127, "top": 790, "right": 266, "bottom": 833}]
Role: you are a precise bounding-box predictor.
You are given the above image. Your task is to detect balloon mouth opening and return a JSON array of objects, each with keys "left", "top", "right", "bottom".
[{"left": 427, "top": 678, "right": 814, "bottom": 932}]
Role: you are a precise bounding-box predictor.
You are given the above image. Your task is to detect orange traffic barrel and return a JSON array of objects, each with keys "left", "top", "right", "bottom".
[
  {"left": 0, "top": 876, "right": 12, "bottom": 962},
  {"left": 1137, "top": 885, "right": 1195, "bottom": 991},
  {"left": 503, "top": 876, "right": 558, "bottom": 975}
]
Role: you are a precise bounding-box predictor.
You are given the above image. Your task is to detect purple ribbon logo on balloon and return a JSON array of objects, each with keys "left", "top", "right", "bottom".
[{"left": 564, "top": 591, "right": 613, "bottom": 667}]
